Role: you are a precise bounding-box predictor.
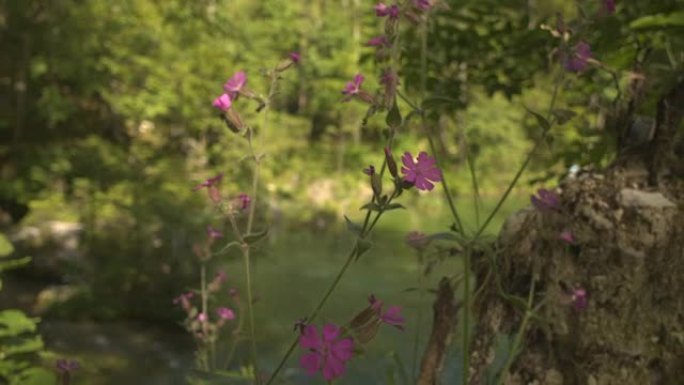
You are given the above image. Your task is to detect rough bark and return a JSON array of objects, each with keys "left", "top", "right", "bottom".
[{"left": 418, "top": 277, "right": 461, "bottom": 385}]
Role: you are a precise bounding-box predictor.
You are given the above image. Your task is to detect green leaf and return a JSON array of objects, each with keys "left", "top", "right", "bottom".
[
  {"left": 552, "top": 109, "right": 577, "bottom": 125},
  {"left": 386, "top": 99, "right": 402, "bottom": 128},
  {"left": 0, "top": 310, "right": 39, "bottom": 337},
  {"left": 14, "top": 367, "right": 56, "bottom": 385},
  {"left": 0, "top": 257, "right": 31, "bottom": 273},
  {"left": 421, "top": 96, "right": 461, "bottom": 111},
  {"left": 384, "top": 203, "right": 405, "bottom": 211},
  {"left": 0, "top": 234, "right": 14, "bottom": 258},
  {"left": 524, "top": 106, "right": 551, "bottom": 131},
  {"left": 243, "top": 229, "right": 269, "bottom": 245},
  {"left": 630, "top": 12, "right": 684, "bottom": 30},
  {"left": 344, "top": 215, "right": 363, "bottom": 235},
  {"left": 360, "top": 202, "right": 382, "bottom": 212}
]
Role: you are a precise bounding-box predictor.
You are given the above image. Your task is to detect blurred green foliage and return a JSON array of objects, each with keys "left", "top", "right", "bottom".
[
  {"left": 0, "top": 233, "right": 55, "bottom": 385},
  {"left": 0, "top": 0, "right": 682, "bottom": 325}
]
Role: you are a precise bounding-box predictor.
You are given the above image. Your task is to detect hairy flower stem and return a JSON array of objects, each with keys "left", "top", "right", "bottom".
[
  {"left": 414, "top": 16, "right": 472, "bottom": 384},
  {"left": 200, "top": 263, "right": 210, "bottom": 371},
  {"left": 241, "top": 116, "right": 264, "bottom": 385}
]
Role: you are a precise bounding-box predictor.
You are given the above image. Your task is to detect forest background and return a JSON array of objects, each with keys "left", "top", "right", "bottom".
[{"left": 1, "top": 0, "right": 682, "bottom": 384}]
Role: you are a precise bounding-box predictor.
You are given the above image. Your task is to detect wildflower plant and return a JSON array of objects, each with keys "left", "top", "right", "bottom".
[{"left": 178, "top": 1, "right": 627, "bottom": 384}]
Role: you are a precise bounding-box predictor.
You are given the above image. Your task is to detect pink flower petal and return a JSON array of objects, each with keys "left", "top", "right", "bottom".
[
  {"left": 322, "top": 323, "right": 340, "bottom": 342},
  {"left": 322, "top": 355, "right": 346, "bottom": 381},
  {"left": 224, "top": 71, "right": 247, "bottom": 93},
  {"left": 300, "top": 352, "right": 322, "bottom": 376},
  {"left": 331, "top": 338, "right": 354, "bottom": 361},
  {"left": 381, "top": 306, "right": 405, "bottom": 329},
  {"left": 300, "top": 325, "right": 321, "bottom": 349}
]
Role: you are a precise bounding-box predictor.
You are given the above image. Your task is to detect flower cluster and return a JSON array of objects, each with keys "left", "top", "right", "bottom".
[
  {"left": 173, "top": 270, "right": 238, "bottom": 342},
  {"left": 564, "top": 41, "right": 593, "bottom": 73}
]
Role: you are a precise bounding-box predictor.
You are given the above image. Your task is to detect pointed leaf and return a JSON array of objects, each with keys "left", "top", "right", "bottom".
[
  {"left": 243, "top": 228, "right": 269, "bottom": 244},
  {"left": 360, "top": 203, "right": 382, "bottom": 212},
  {"left": 344, "top": 215, "right": 363, "bottom": 235},
  {"left": 384, "top": 203, "right": 405, "bottom": 211},
  {"left": 524, "top": 106, "right": 551, "bottom": 131}
]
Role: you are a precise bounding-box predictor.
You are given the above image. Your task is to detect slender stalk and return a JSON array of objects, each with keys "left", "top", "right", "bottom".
[
  {"left": 241, "top": 245, "right": 260, "bottom": 383},
  {"left": 417, "top": 16, "right": 464, "bottom": 236},
  {"left": 223, "top": 299, "right": 246, "bottom": 369},
  {"left": 200, "top": 263, "right": 209, "bottom": 371},
  {"left": 411, "top": 258, "right": 425, "bottom": 380},
  {"left": 472, "top": 72, "right": 563, "bottom": 241},
  {"left": 241, "top": 113, "right": 265, "bottom": 385},
  {"left": 415, "top": 14, "right": 472, "bottom": 384},
  {"left": 496, "top": 280, "right": 536, "bottom": 385}
]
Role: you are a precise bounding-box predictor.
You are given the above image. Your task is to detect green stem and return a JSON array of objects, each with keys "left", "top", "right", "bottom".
[
  {"left": 241, "top": 114, "right": 265, "bottom": 385},
  {"left": 242, "top": 245, "right": 260, "bottom": 384},
  {"left": 496, "top": 280, "right": 536, "bottom": 385},
  {"left": 415, "top": 15, "right": 470, "bottom": 385},
  {"left": 472, "top": 72, "right": 563, "bottom": 241},
  {"left": 223, "top": 300, "right": 246, "bottom": 369},
  {"left": 200, "top": 263, "right": 209, "bottom": 371},
  {"left": 411, "top": 257, "right": 425, "bottom": 381}
]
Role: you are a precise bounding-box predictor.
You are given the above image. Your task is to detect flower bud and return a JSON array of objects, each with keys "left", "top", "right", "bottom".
[{"left": 384, "top": 147, "right": 399, "bottom": 178}]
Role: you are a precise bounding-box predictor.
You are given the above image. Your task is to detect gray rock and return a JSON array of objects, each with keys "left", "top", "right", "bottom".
[{"left": 619, "top": 189, "right": 676, "bottom": 208}]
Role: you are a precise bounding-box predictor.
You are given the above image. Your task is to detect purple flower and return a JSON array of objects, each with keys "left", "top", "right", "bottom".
[
  {"left": 380, "top": 306, "right": 405, "bottom": 330},
  {"left": 413, "top": 0, "right": 433, "bottom": 10},
  {"left": 173, "top": 291, "right": 194, "bottom": 304},
  {"left": 559, "top": 230, "right": 575, "bottom": 244},
  {"left": 564, "top": 41, "right": 593, "bottom": 73},
  {"left": 375, "top": 3, "right": 400, "bottom": 18},
  {"left": 193, "top": 173, "right": 223, "bottom": 191},
  {"left": 406, "top": 231, "right": 429, "bottom": 250},
  {"left": 363, "top": 165, "right": 376, "bottom": 176},
  {"left": 228, "top": 287, "right": 239, "bottom": 299},
  {"left": 223, "top": 71, "right": 247, "bottom": 98},
  {"left": 56, "top": 359, "right": 80, "bottom": 373},
  {"left": 602, "top": 0, "right": 615, "bottom": 15},
  {"left": 236, "top": 193, "right": 251, "bottom": 210},
  {"left": 342, "top": 74, "right": 365, "bottom": 96},
  {"left": 367, "top": 35, "right": 389, "bottom": 47},
  {"left": 289, "top": 52, "right": 301, "bottom": 64},
  {"left": 530, "top": 188, "right": 560, "bottom": 211},
  {"left": 571, "top": 288, "right": 587, "bottom": 310},
  {"left": 299, "top": 324, "right": 354, "bottom": 381},
  {"left": 401, "top": 151, "right": 442, "bottom": 191},
  {"left": 207, "top": 225, "right": 223, "bottom": 240},
  {"left": 216, "top": 307, "right": 236, "bottom": 320},
  {"left": 215, "top": 270, "right": 228, "bottom": 284},
  {"left": 213, "top": 93, "right": 232, "bottom": 111},
  {"left": 367, "top": 295, "right": 405, "bottom": 330},
  {"left": 197, "top": 312, "right": 208, "bottom": 323}
]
